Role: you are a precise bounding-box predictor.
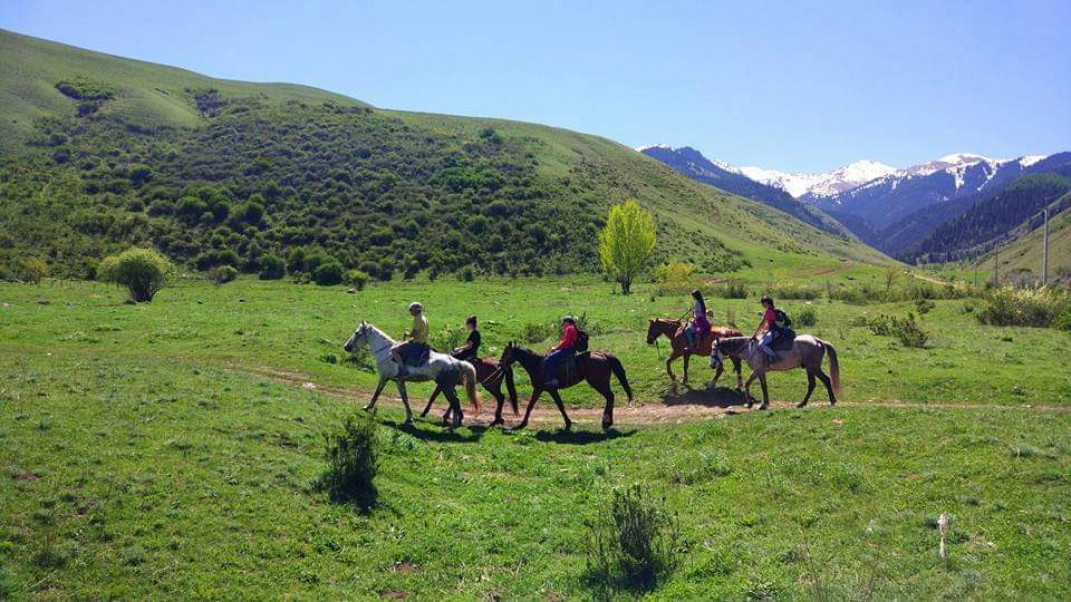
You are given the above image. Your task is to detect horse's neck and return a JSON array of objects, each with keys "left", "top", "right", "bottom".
[
  {"left": 367, "top": 326, "right": 396, "bottom": 351},
  {"left": 660, "top": 320, "right": 681, "bottom": 335},
  {"left": 726, "top": 337, "right": 752, "bottom": 355},
  {"left": 514, "top": 349, "right": 544, "bottom": 377}
]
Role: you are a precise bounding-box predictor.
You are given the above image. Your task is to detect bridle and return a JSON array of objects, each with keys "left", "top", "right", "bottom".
[{"left": 355, "top": 326, "right": 393, "bottom": 355}]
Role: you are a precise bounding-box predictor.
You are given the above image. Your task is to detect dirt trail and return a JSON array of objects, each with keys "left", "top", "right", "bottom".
[{"left": 240, "top": 365, "right": 1069, "bottom": 428}]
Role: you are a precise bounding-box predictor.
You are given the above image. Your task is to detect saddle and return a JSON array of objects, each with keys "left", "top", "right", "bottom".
[{"left": 770, "top": 329, "right": 797, "bottom": 351}]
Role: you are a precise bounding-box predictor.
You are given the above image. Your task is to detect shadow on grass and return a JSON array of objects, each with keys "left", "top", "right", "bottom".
[
  {"left": 661, "top": 386, "right": 746, "bottom": 408},
  {"left": 533, "top": 428, "right": 637, "bottom": 445},
  {"left": 379, "top": 418, "right": 489, "bottom": 444}
]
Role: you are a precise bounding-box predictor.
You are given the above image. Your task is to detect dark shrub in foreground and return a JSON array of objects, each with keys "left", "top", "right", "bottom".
[
  {"left": 585, "top": 484, "right": 679, "bottom": 596},
  {"left": 315, "top": 411, "right": 378, "bottom": 509},
  {"left": 99, "top": 248, "right": 174, "bottom": 302}
]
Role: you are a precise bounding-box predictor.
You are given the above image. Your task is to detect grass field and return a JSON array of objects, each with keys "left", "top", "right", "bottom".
[{"left": 2, "top": 277, "right": 1070, "bottom": 599}]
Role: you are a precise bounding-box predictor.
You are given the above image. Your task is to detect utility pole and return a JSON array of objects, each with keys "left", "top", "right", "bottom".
[
  {"left": 1042, "top": 208, "right": 1049, "bottom": 287},
  {"left": 994, "top": 248, "right": 999, "bottom": 286}
]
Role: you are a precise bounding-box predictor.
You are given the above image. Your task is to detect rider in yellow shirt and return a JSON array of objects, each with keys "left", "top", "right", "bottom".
[{"left": 392, "top": 302, "right": 429, "bottom": 377}]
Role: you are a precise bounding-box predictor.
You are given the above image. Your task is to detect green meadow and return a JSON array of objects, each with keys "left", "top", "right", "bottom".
[{"left": 1, "top": 276, "right": 1070, "bottom": 599}]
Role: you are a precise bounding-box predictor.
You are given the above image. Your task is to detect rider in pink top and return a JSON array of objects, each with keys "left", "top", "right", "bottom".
[{"left": 755, "top": 296, "right": 781, "bottom": 362}]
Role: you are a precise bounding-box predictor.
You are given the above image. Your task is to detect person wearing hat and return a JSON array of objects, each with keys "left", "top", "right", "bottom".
[
  {"left": 544, "top": 315, "right": 578, "bottom": 389},
  {"left": 392, "top": 301, "right": 429, "bottom": 376}
]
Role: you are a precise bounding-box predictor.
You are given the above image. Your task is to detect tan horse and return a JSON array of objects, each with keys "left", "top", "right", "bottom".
[
  {"left": 710, "top": 335, "right": 841, "bottom": 410},
  {"left": 646, "top": 318, "right": 743, "bottom": 387}
]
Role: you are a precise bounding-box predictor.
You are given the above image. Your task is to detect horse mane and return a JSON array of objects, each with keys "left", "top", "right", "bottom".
[
  {"left": 363, "top": 322, "right": 397, "bottom": 344},
  {"left": 716, "top": 336, "right": 752, "bottom": 352}
]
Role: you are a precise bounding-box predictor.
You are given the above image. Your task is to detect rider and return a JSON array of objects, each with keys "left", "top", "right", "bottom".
[
  {"left": 684, "top": 289, "right": 711, "bottom": 353},
  {"left": 544, "top": 315, "right": 578, "bottom": 389},
  {"left": 753, "top": 296, "right": 781, "bottom": 362},
  {"left": 391, "top": 301, "right": 429, "bottom": 377},
  {"left": 451, "top": 315, "right": 481, "bottom": 362}
]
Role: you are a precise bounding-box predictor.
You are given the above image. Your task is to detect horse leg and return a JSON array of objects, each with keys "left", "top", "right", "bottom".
[
  {"left": 365, "top": 378, "right": 387, "bottom": 411},
  {"left": 592, "top": 380, "right": 615, "bottom": 431},
  {"left": 665, "top": 352, "right": 678, "bottom": 382},
  {"left": 758, "top": 373, "right": 770, "bottom": 410},
  {"left": 711, "top": 361, "right": 724, "bottom": 389},
  {"left": 547, "top": 388, "right": 572, "bottom": 431},
  {"left": 816, "top": 368, "right": 837, "bottom": 406},
  {"left": 743, "top": 372, "right": 757, "bottom": 409},
  {"left": 515, "top": 389, "right": 543, "bottom": 430},
  {"left": 422, "top": 385, "right": 441, "bottom": 417},
  {"left": 395, "top": 381, "right": 413, "bottom": 424},
  {"left": 442, "top": 383, "right": 463, "bottom": 429},
  {"left": 490, "top": 387, "right": 506, "bottom": 427},
  {"left": 682, "top": 352, "right": 691, "bottom": 385},
  {"left": 733, "top": 358, "right": 744, "bottom": 391},
  {"left": 798, "top": 371, "right": 817, "bottom": 408}
]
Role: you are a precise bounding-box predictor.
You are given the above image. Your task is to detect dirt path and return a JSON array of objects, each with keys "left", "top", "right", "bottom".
[{"left": 239, "top": 365, "right": 1069, "bottom": 428}]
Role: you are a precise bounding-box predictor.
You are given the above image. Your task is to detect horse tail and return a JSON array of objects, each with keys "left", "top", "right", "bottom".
[
  {"left": 607, "top": 355, "right": 634, "bottom": 403},
  {"left": 504, "top": 366, "right": 519, "bottom": 415},
  {"left": 821, "top": 339, "right": 842, "bottom": 395},
  {"left": 460, "top": 361, "right": 480, "bottom": 414}
]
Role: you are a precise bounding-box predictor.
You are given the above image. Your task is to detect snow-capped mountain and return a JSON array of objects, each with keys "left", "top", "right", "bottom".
[
  {"left": 737, "top": 160, "right": 895, "bottom": 199},
  {"left": 636, "top": 145, "right": 850, "bottom": 237}
]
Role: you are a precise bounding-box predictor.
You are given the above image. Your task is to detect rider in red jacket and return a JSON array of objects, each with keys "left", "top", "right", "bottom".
[{"left": 544, "top": 316, "right": 578, "bottom": 388}]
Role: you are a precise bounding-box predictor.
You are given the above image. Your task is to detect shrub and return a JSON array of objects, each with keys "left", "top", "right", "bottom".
[
  {"left": 458, "top": 265, "right": 475, "bottom": 282},
  {"left": 767, "top": 283, "right": 821, "bottom": 300},
  {"left": 711, "top": 281, "right": 748, "bottom": 299},
  {"left": 0, "top": 563, "right": 14, "bottom": 598},
  {"left": 915, "top": 298, "right": 935, "bottom": 314},
  {"left": 315, "top": 411, "right": 378, "bottom": 509},
  {"left": 432, "top": 324, "right": 467, "bottom": 351},
  {"left": 861, "top": 313, "right": 928, "bottom": 348},
  {"left": 22, "top": 257, "right": 49, "bottom": 285},
  {"left": 976, "top": 287, "right": 1070, "bottom": 328},
  {"left": 312, "top": 261, "right": 344, "bottom": 286},
  {"left": 655, "top": 261, "right": 694, "bottom": 295},
  {"left": 585, "top": 484, "right": 679, "bottom": 595},
  {"left": 794, "top": 306, "right": 817, "bottom": 327},
  {"left": 259, "top": 254, "right": 286, "bottom": 280},
  {"left": 99, "top": 248, "right": 174, "bottom": 302},
  {"left": 347, "top": 269, "right": 370, "bottom": 291},
  {"left": 521, "top": 321, "right": 557, "bottom": 344},
  {"left": 209, "top": 265, "right": 238, "bottom": 285}
]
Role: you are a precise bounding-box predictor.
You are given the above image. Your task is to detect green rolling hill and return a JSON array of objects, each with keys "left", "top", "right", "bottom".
[
  {"left": 0, "top": 28, "right": 888, "bottom": 280},
  {"left": 972, "top": 192, "right": 1071, "bottom": 284}
]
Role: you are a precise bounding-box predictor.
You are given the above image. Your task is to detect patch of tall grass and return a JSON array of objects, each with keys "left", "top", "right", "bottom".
[
  {"left": 585, "top": 484, "right": 679, "bottom": 596},
  {"left": 976, "top": 287, "right": 1071, "bottom": 329},
  {"left": 315, "top": 411, "right": 379, "bottom": 510}
]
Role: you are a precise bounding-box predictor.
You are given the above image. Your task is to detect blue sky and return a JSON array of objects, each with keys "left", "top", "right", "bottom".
[{"left": 2, "top": 0, "right": 1068, "bottom": 172}]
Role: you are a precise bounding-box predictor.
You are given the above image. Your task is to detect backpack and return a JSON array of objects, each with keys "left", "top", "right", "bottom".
[
  {"left": 574, "top": 330, "right": 589, "bottom": 353},
  {"left": 774, "top": 309, "right": 792, "bottom": 328}
]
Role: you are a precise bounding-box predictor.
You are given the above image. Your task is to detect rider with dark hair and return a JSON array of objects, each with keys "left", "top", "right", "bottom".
[
  {"left": 754, "top": 296, "right": 781, "bottom": 362},
  {"left": 684, "top": 289, "right": 710, "bottom": 353},
  {"left": 544, "top": 315, "right": 578, "bottom": 389},
  {"left": 451, "top": 315, "right": 481, "bottom": 362}
]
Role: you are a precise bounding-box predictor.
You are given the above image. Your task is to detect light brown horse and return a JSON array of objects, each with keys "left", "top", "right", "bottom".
[
  {"left": 711, "top": 335, "right": 841, "bottom": 410},
  {"left": 646, "top": 318, "right": 743, "bottom": 387}
]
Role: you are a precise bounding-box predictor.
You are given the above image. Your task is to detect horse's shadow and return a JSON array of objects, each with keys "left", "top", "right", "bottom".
[
  {"left": 380, "top": 419, "right": 488, "bottom": 444},
  {"left": 532, "top": 428, "right": 637, "bottom": 445},
  {"left": 661, "top": 385, "right": 747, "bottom": 409}
]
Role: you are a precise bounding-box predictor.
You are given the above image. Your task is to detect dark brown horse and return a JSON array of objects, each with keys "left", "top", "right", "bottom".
[
  {"left": 646, "top": 318, "right": 743, "bottom": 387},
  {"left": 711, "top": 335, "right": 841, "bottom": 410},
  {"left": 422, "top": 357, "right": 518, "bottom": 426},
  {"left": 498, "top": 342, "right": 633, "bottom": 431}
]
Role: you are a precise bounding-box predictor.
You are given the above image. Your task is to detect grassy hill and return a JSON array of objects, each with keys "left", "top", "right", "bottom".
[
  {"left": 0, "top": 28, "right": 887, "bottom": 280},
  {"left": 972, "top": 192, "right": 1071, "bottom": 283}
]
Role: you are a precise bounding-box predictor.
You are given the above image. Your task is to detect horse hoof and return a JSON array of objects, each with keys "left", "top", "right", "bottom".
[
  {"left": 797, "top": 401, "right": 807, "bottom": 408},
  {"left": 362, "top": 405, "right": 373, "bottom": 412},
  {"left": 490, "top": 418, "right": 504, "bottom": 427},
  {"left": 563, "top": 422, "right": 572, "bottom": 432},
  {"left": 759, "top": 404, "right": 769, "bottom": 411}
]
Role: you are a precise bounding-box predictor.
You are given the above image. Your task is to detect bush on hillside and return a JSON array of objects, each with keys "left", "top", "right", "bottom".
[
  {"left": 711, "top": 281, "right": 748, "bottom": 299},
  {"left": 258, "top": 254, "right": 286, "bottom": 280},
  {"left": 313, "top": 261, "right": 344, "bottom": 286},
  {"left": 209, "top": 265, "right": 238, "bottom": 285},
  {"left": 859, "top": 313, "right": 929, "bottom": 348},
  {"left": 99, "top": 248, "right": 174, "bottom": 302},
  {"left": 585, "top": 484, "right": 679, "bottom": 596},
  {"left": 655, "top": 261, "right": 694, "bottom": 296},
  {"left": 794, "top": 306, "right": 818, "bottom": 327},
  {"left": 347, "top": 269, "right": 370, "bottom": 291},
  {"left": 22, "top": 257, "right": 49, "bottom": 285},
  {"left": 976, "top": 287, "right": 1070, "bottom": 328},
  {"left": 315, "top": 411, "right": 378, "bottom": 510},
  {"left": 767, "top": 283, "right": 821, "bottom": 300}
]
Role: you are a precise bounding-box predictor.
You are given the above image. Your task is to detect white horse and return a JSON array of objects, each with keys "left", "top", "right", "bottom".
[{"left": 343, "top": 321, "right": 479, "bottom": 427}]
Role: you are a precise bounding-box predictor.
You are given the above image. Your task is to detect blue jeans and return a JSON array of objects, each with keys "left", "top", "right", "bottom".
[
  {"left": 545, "top": 348, "right": 572, "bottom": 381},
  {"left": 759, "top": 331, "right": 777, "bottom": 357}
]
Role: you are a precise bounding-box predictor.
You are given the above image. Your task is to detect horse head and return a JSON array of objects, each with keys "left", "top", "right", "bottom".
[
  {"left": 645, "top": 319, "right": 660, "bottom": 345},
  {"left": 498, "top": 341, "right": 518, "bottom": 368},
  {"left": 709, "top": 339, "right": 726, "bottom": 370},
  {"left": 343, "top": 321, "right": 369, "bottom": 353}
]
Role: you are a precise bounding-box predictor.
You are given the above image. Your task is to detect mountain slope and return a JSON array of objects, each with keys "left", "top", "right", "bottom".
[
  {"left": 638, "top": 145, "right": 851, "bottom": 237},
  {"left": 0, "top": 29, "right": 887, "bottom": 279},
  {"left": 971, "top": 195, "right": 1071, "bottom": 283},
  {"left": 910, "top": 175, "right": 1071, "bottom": 263}
]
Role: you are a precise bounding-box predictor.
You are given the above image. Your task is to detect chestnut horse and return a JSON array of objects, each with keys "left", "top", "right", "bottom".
[
  {"left": 646, "top": 318, "right": 743, "bottom": 387},
  {"left": 498, "top": 342, "right": 633, "bottom": 431},
  {"left": 422, "top": 357, "right": 519, "bottom": 426}
]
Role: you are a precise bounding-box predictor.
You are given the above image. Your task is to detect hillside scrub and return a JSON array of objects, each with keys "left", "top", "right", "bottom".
[
  {"left": 98, "top": 247, "right": 174, "bottom": 302},
  {"left": 976, "top": 287, "right": 1071, "bottom": 329},
  {"left": 315, "top": 411, "right": 379, "bottom": 510},
  {"left": 585, "top": 484, "right": 679, "bottom": 596}
]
